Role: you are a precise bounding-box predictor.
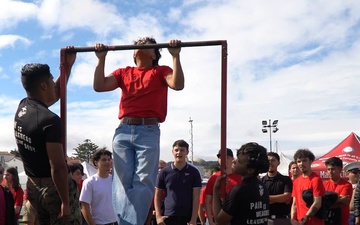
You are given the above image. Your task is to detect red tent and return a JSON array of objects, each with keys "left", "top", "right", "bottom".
[{"left": 311, "top": 132, "right": 360, "bottom": 179}]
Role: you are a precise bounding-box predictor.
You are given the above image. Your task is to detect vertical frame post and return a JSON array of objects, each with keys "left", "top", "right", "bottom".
[
  {"left": 60, "top": 49, "right": 68, "bottom": 156},
  {"left": 220, "top": 41, "right": 228, "bottom": 199}
]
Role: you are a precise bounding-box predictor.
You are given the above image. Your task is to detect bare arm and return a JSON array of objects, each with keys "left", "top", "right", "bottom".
[
  {"left": 299, "top": 196, "right": 322, "bottom": 225},
  {"left": 93, "top": 43, "right": 118, "bottom": 92},
  {"left": 331, "top": 195, "right": 351, "bottom": 208},
  {"left": 291, "top": 197, "right": 297, "bottom": 220},
  {"left": 46, "top": 142, "right": 70, "bottom": 218},
  {"left": 213, "top": 175, "right": 232, "bottom": 225},
  {"left": 154, "top": 188, "right": 167, "bottom": 225},
  {"left": 205, "top": 194, "right": 215, "bottom": 225},
  {"left": 14, "top": 206, "right": 21, "bottom": 215},
  {"left": 166, "top": 40, "right": 184, "bottom": 90},
  {"left": 269, "top": 192, "right": 292, "bottom": 204},
  {"left": 306, "top": 196, "right": 322, "bottom": 216},
  {"left": 198, "top": 202, "right": 206, "bottom": 225},
  {"left": 81, "top": 202, "right": 96, "bottom": 225},
  {"left": 52, "top": 46, "right": 76, "bottom": 105},
  {"left": 189, "top": 188, "right": 201, "bottom": 225},
  {"left": 212, "top": 189, "right": 232, "bottom": 225}
]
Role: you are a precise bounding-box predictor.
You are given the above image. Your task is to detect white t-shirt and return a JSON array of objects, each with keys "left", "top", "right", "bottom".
[{"left": 79, "top": 174, "right": 116, "bottom": 224}]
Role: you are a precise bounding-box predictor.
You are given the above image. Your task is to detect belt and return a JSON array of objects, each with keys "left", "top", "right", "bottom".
[
  {"left": 120, "top": 117, "right": 159, "bottom": 125},
  {"left": 104, "top": 222, "right": 118, "bottom": 225},
  {"left": 28, "top": 177, "right": 53, "bottom": 182},
  {"left": 270, "top": 215, "right": 289, "bottom": 219}
]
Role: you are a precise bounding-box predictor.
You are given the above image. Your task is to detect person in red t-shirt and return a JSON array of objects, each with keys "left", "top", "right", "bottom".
[
  {"left": 3, "top": 167, "right": 24, "bottom": 222},
  {"left": 291, "top": 149, "right": 325, "bottom": 225},
  {"left": 198, "top": 167, "right": 220, "bottom": 225},
  {"left": 93, "top": 37, "right": 184, "bottom": 225},
  {"left": 323, "top": 157, "right": 352, "bottom": 225},
  {"left": 205, "top": 149, "right": 242, "bottom": 225}
]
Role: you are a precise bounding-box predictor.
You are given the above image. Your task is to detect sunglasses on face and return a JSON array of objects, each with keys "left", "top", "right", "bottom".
[{"left": 351, "top": 170, "right": 359, "bottom": 175}]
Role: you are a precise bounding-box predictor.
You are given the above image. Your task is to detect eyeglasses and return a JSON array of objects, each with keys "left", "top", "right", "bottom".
[{"left": 351, "top": 171, "right": 359, "bottom": 175}]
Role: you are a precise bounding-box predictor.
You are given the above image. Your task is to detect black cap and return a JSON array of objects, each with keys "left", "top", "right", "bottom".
[{"left": 217, "top": 148, "right": 233, "bottom": 158}]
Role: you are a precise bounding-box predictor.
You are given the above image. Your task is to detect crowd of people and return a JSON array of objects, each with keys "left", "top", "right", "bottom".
[
  {"left": 1, "top": 35, "right": 360, "bottom": 225},
  {"left": 3, "top": 143, "right": 360, "bottom": 225}
]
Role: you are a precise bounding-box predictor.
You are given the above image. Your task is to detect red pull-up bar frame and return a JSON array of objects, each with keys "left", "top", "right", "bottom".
[{"left": 60, "top": 40, "right": 228, "bottom": 196}]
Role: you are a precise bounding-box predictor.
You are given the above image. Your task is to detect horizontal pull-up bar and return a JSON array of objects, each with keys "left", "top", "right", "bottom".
[
  {"left": 64, "top": 40, "right": 226, "bottom": 53},
  {"left": 60, "top": 39, "right": 228, "bottom": 198}
]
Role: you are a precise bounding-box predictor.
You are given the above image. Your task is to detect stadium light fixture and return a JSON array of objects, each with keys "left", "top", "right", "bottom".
[{"left": 261, "top": 119, "right": 279, "bottom": 152}]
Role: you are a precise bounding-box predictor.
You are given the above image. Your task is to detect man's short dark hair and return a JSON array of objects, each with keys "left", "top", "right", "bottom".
[
  {"left": 267, "top": 152, "right": 280, "bottom": 162},
  {"left": 68, "top": 163, "right": 84, "bottom": 175},
  {"left": 237, "top": 142, "right": 269, "bottom": 175},
  {"left": 21, "top": 63, "right": 52, "bottom": 94},
  {"left": 211, "top": 166, "right": 221, "bottom": 174},
  {"left": 92, "top": 148, "right": 112, "bottom": 166},
  {"left": 325, "top": 157, "right": 343, "bottom": 168},
  {"left": 293, "top": 148, "right": 315, "bottom": 162},
  {"left": 133, "top": 37, "right": 162, "bottom": 66},
  {"left": 172, "top": 139, "right": 189, "bottom": 150}
]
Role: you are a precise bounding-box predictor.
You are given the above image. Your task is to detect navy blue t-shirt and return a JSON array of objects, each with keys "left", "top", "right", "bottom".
[{"left": 156, "top": 163, "right": 202, "bottom": 218}]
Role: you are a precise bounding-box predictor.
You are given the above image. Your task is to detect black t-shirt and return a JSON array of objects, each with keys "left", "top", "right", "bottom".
[
  {"left": 14, "top": 98, "right": 62, "bottom": 177},
  {"left": 222, "top": 176, "right": 270, "bottom": 225},
  {"left": 261, "top": 172, "right": 292, "bottom": 217}
]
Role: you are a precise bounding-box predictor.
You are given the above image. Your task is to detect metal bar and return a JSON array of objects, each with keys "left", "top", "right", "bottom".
[
  {"left": 60, "top": 49, "right": 68, "bottom": 156},
  {"left": 220, "top": 41, "right": 228, "bottom": 199},
  {"left": 64, "top": 40, "right": 225, "bottom": 53}
]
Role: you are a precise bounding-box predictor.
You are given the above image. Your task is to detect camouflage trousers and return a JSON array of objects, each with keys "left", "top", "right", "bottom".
[{"left": 27, "top": 175, "right": 82, "bottom": 225}]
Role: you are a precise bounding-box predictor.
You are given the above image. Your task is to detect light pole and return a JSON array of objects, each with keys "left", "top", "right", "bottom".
[
  {"left": 189, "top": 117, "right": 194, "bottom": 164},
  {"left": 261, "top": 119, "right": 279, "bottom": 152}
]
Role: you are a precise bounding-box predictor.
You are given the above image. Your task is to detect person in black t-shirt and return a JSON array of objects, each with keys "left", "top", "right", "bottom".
[
  {"left": 261, "top": 152, "right": 292, "bottom": 225},
  {"left": 14, "top": 47, "right": 81, "bottom": 225},
  {"left": 213, "top": 142, "right": 270, "bottom": 225}
]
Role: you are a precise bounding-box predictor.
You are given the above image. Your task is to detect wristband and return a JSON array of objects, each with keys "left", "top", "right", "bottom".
[{"left": 301, "top": 215, "right": 308, "bottom": 223}]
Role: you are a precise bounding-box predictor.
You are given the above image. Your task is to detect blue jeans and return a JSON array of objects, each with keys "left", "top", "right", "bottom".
[
  {"left": 112, "top": 123, "right": 160, "bottom": 225},
  {"left": 349, "top": 213, "right": 355, "bottom": 225}
]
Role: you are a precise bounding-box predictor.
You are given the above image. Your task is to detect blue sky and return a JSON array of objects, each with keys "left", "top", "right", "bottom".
[{"left": 1, "top": 0, "right": 360, "bottom": 162}]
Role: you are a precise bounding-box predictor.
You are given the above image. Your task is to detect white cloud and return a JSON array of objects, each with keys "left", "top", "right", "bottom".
[
  {"left": 37, "top": 0, "right": 125, "bottom": 36},
  {"left": 0, "top": 0, "right": 38, "bottom": 31},
  {"left": 0, "top": 35, "right": 31, "bottom": 49},
  {"left": 1, "top": 0, "right": 360, "bottom": 163},
  {"left": 0, "top": 67, "right": 9, "bottom": 79}
]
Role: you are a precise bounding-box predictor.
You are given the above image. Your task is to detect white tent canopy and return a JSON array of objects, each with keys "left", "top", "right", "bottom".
[
  {"left": 277, "top": 152, "right": 292, "bottom": 175},
  {"left": 259, "top": 152, "right": 292, "bottom": 178},
  {"left": 81, "top": 161, "right": 97, "bottom": 178},
  {"left": 18, "top": 171, "right": 27, "bottom": 189}
]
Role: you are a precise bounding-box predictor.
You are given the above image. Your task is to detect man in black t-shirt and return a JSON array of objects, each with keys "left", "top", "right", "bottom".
[
  {"left": 212, "top": 142, "right": 270, "bottom": 225},
  {"left": 261, "top": 152, "right": 292, "bottom": 225},
  {"left": 14, "top": 47, "right": 81, "bottom": 225}
]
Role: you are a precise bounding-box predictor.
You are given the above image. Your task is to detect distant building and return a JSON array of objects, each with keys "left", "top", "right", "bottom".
[{"left": 0, "top": 151, "right": 24, "bottom": 173}]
